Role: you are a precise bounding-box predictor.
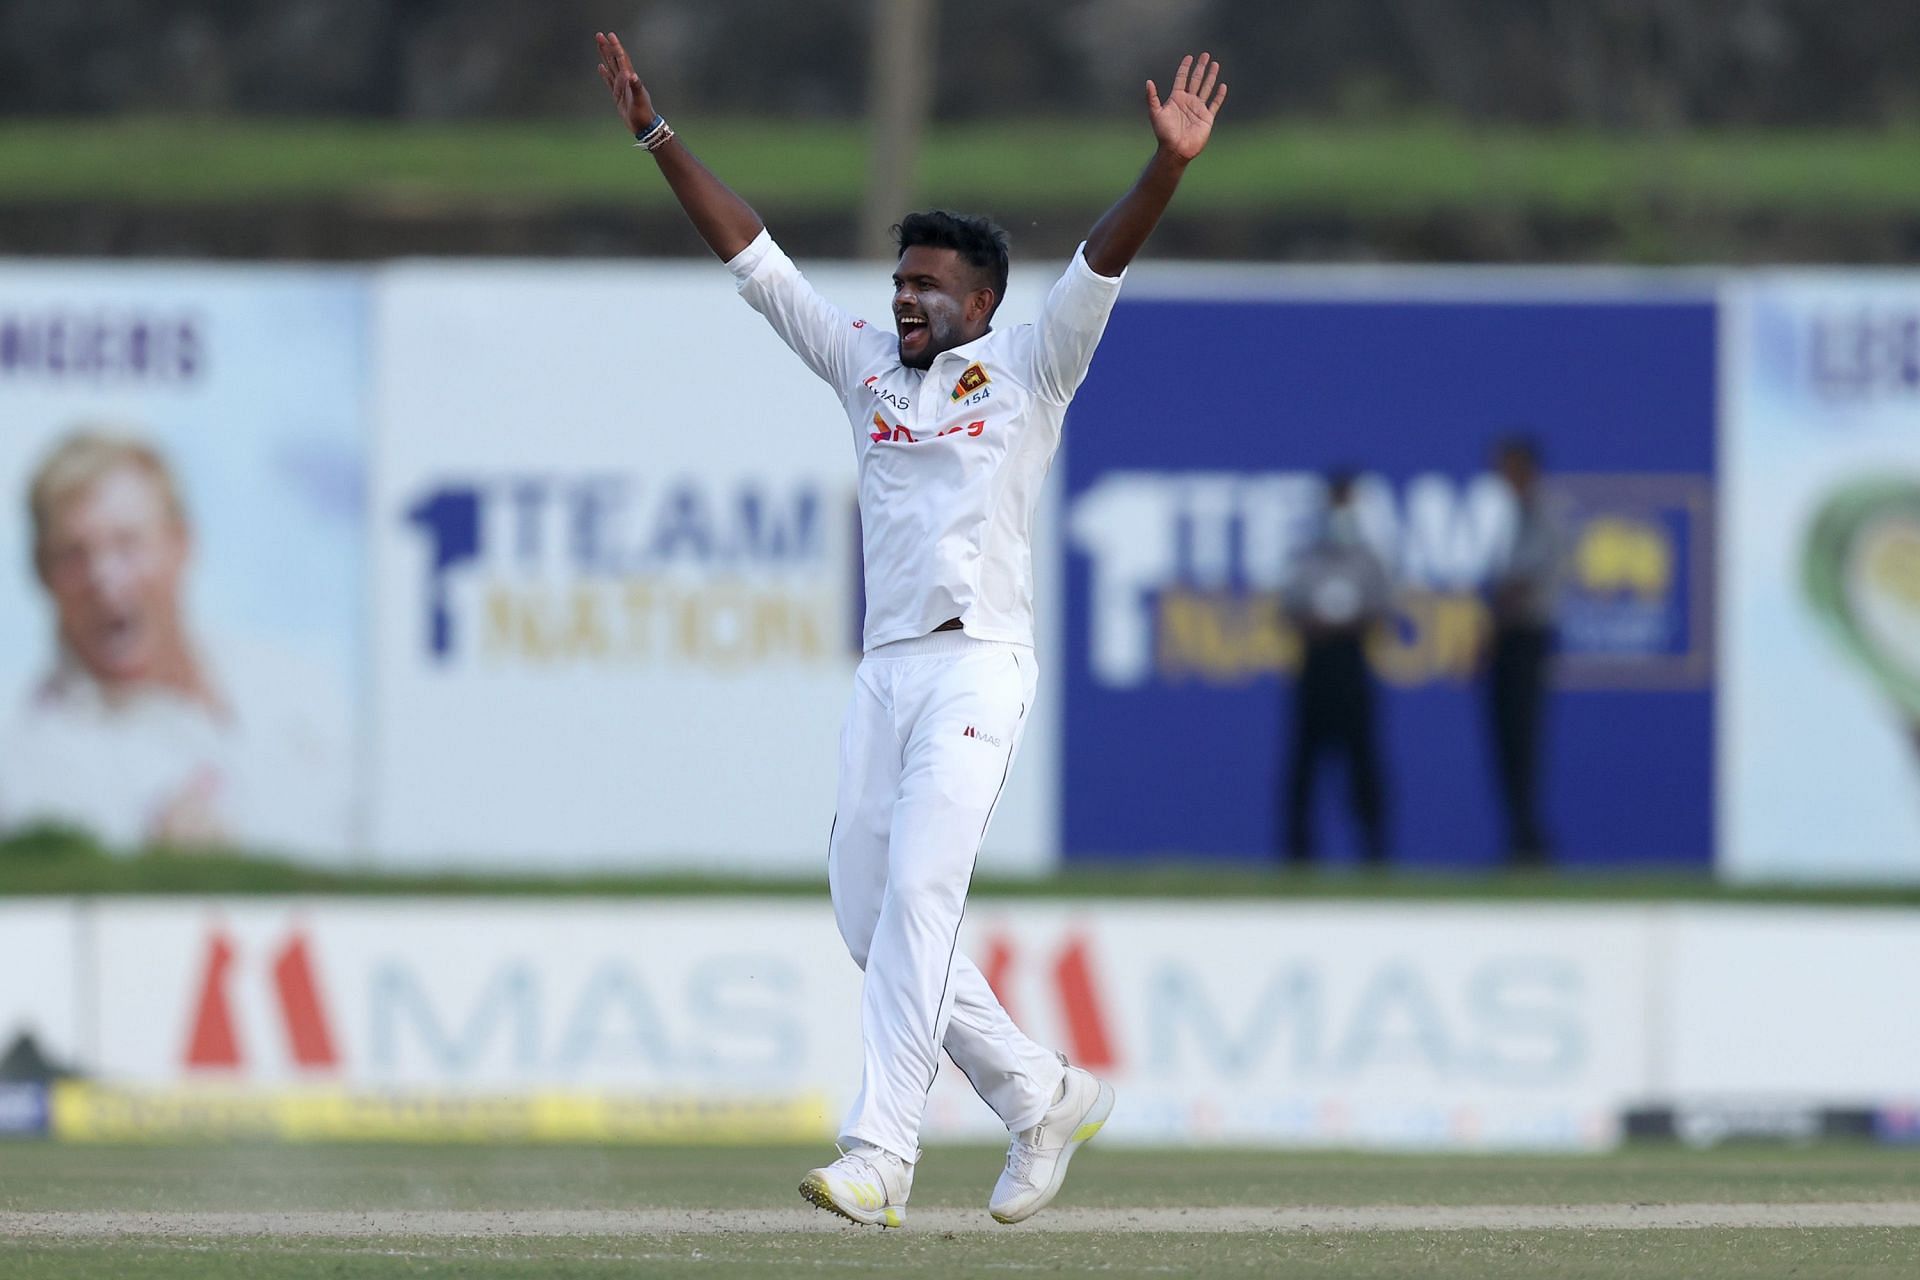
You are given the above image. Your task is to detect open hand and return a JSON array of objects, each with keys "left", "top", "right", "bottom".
[
  {"left": 595, "top": 31, "right": 656, "bottom": 136},
  {"left": 1146, "top": 53, "right": 1227, "bottom": 162}
]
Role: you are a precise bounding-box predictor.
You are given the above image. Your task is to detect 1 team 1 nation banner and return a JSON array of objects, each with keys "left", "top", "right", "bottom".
[
  {"left": 366, "top": 261, "right": 1063, "bottom": 876},
  {"left": 11, "top": 896, "right": 1920, "bottom": 1150},
  {"left": 1060, "top": 276, "right": 1718, "bottom": 868}
]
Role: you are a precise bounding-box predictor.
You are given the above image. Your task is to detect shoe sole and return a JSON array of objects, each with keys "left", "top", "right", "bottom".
[
  {"left": 990, "top": 1079, "right": 1116, "bottom": 1225},
  {"left": 798, "top": 1171, "right": 905, "bottom": 1229}
]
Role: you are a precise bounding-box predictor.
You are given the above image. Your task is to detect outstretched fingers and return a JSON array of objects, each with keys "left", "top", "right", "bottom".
[
  {"left": 602, "top": 30, "right": 634, "bottom": 81},
  {"left": 1170, "top": 55, "right": 1193, "bottom": 96},
  {"left": 1145, "top": 78, "right": 1161, "bottom": 111},
  {"left": 1185, "top": 53, "right": 1211, "bottom": 102},
  {"left": 596, "top": 34, "right": 622, "bottom": 88},
  {"left": 1209, "top": 81, "right": 1228, "bottom": 114},
  {"left": 1197, "top": 56, "right": 1220, "bottom": 103}
]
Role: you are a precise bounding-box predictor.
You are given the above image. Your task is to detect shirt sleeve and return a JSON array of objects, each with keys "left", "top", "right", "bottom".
[
  {"left": 1030, "top": 241, "right": 1127, "bottom": 404},
  {"left": 727, "top": 229, "right": 874, "bottom": 390}
]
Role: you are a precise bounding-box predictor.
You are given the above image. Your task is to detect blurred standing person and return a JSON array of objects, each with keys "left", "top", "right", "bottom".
[
  {"left": 1484, "top": 436, "right": 1568, "bottom": 867},
  {"left": 1280, "top": 472, "right": 1393, "bottom": 866},
  {"left": 0, "top": 431, "right": 353, "bottom": 855}
]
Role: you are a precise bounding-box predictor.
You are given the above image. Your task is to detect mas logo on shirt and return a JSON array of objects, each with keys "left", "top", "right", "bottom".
[{"left": 950, "top": 362, "right": 990, "bottom": 402}]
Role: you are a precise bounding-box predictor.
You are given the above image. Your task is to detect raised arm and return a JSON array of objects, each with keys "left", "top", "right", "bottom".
[
  {"left": 1082, "top": 53, "right": 1228, "bottom": 278},
  {"left": 595, "top": 31, "right": 763, "bottom": 261}
]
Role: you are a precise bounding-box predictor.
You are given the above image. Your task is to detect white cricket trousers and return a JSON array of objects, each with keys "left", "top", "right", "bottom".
[{"left": 829, "top": 630, "right": 1065, "bottom": 1162}]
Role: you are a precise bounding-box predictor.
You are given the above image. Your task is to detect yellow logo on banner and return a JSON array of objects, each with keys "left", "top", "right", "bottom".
[{"left": 1576, "top": 517, "right": 1672, "bottom": 598}]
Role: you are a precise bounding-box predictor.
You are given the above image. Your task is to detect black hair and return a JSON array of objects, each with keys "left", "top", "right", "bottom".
[{"left": 893, "top": 210, "right": 1011, "bottom": 315}]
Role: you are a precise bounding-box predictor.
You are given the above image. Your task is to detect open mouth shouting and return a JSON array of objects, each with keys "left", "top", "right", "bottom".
[{"left": 896, "top": 312, "right": 930, "bottom": 361}]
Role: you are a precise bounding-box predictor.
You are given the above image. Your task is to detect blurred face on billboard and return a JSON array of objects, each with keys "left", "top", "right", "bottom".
[{"left": 36, "top": 460, "right": 191, "bottom": 687}]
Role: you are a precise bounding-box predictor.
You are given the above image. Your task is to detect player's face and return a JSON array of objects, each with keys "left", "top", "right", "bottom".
[
  {"left": 892, "top": 246, "right": 994, "bottom": 370},
  {"left": 37, "top": 465, "right": 191, "bottom": 685}
]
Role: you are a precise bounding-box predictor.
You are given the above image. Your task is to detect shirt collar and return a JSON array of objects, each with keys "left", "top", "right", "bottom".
[{"left": 941, "top": 328, "right": 996, "bottom": 362}]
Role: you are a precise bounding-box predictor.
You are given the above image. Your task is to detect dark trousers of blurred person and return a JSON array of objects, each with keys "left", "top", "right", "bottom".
[
  {"left": 1282, "top": 634, "right": 1387, "bottom": 866},
  {"left": 1489, "top": 622, "right": 1554, "bottom": 866}
]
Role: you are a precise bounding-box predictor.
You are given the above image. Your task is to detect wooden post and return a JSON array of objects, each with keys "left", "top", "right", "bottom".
[{"left": 859, "top": 0, "right": 937, "bottom": 260}]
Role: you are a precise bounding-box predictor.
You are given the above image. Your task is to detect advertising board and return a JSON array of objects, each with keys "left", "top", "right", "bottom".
[
  {"left": 0, "top": 266, "right": 366, "bottom": 860},
  {"left": 932, "top": 902, "right": 1648, "bottom": 1149},
  {"left": 26, "top": 895, "right": 1920, "bottom": 1147},
  {"left": 0, "top": 901, "right": 81, "bottom": 1098},
  {"left": 1662, "top": 907, "right": 1920, "bottom": 1097},
  {"left": 85, "top": 899, "right": 857, "bottom": 1095},
  {"left": 1062, "top": 280, "right": 1717, "bottom": 866},
  {"left": 71, "top": 897, "right": 1651, "bottom": 1149},
  {"left": 1721, "top": 275, "right": 1920, "bottom": 880},
  {"left": 369, "top": 260, "right": 1060, "bottom": 873}
]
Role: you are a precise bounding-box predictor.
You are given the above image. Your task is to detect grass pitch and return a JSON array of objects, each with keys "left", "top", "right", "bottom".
[{"left": 1, "top": 1143, "right": 1916, "bottom": 1278}]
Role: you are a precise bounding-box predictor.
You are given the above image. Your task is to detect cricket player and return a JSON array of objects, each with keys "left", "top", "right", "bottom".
[{"left": 595, "top": 29, "right": 1226, "bottom": 1228}]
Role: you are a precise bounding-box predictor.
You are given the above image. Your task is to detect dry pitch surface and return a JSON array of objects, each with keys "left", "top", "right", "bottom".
[{"left": 3, "top": 1143, "right": 1918, "bottom": 1278}]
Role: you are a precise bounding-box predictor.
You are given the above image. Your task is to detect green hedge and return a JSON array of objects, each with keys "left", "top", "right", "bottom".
[
  {"left": 8, "top": 118, "right": 1920, "bottom": 216},
  {"left": 3, "top": 824, "right": 1916, "bottom": 904}
]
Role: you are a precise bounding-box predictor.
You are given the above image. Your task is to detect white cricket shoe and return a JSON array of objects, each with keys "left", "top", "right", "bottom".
[
  {"left": 989, "top": 1062, "right": 1115, "bottom": 1224},
  {"left": 798, "top": 1144, "right": 913, "bottom": 1228}
]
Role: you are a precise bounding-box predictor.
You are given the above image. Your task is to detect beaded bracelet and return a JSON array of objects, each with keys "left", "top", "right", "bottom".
[{"left": 633, "top": 115, "right": 674, "bottom": 152}]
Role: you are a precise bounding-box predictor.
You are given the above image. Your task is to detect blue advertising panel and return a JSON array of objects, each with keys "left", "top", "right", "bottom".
[{"left": 1062, "top": 290, "right": 1716, "bottom": 867}]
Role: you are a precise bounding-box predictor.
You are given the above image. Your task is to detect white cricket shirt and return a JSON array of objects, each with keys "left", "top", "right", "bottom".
[{"left": 727, "top": 230, "right": 1124, "bottom": 651}]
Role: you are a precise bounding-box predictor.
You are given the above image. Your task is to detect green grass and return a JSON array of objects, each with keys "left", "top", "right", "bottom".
[
  {"left": 5, "top": 825, "right": 1919, "bottom": 903},
  {"left": 9, "top": 117, "right": 1920, "bottom": 217},
  {"left": 7, "top": 1231, "right": 1920, "bottom": 1280},
  {"left": 5, "top": 1143, "right": 1919, "bottom": 1212},
  {"left": 3, "top": 1231, "right": 1911, "bottom": 1280},
  {"left": 1, "top": 1144, "right": 1916, "bottom": 1278}
]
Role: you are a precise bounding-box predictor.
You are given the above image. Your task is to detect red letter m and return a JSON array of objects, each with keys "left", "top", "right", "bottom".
[
  {"left": 184, "top": 928, "right": 340, "bottom": 1071},
  {"left": 980, "top": 932, "right": 1118, "bottom": 1071}
]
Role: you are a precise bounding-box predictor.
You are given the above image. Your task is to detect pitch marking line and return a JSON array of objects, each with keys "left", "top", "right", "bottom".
[{"left": 6, "top": 1204, "right": 1920, "bottom": 1237}]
